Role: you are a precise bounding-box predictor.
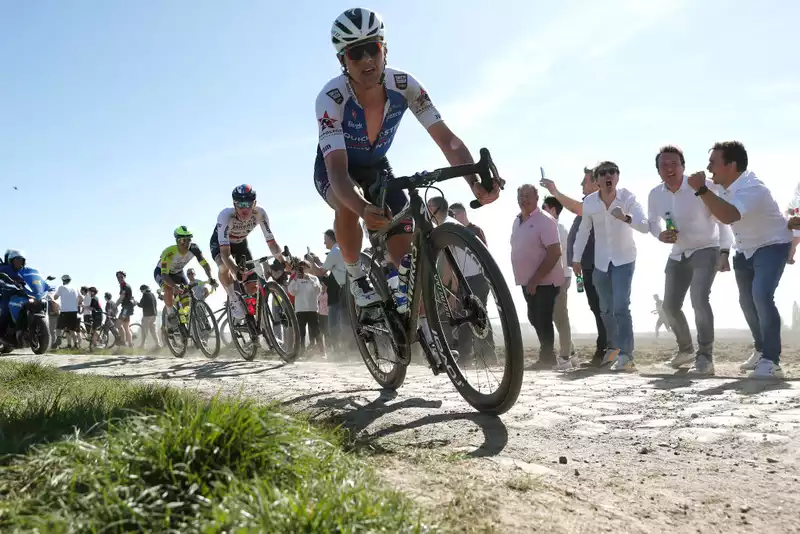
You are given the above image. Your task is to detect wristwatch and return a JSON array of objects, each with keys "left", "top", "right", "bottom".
[
  {"left": 624, "top": 215, "right": 632, "bottom": 224},
  {"left": 695, "top": 185, "right": 709, "bottom": 196}
]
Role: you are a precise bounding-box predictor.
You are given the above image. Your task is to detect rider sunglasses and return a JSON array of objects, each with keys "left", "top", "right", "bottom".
[
  {"left": 234, "top": 201, "right": 254, "bottom": 209},
  {"left": 343, "top": 40, "right": 383, "bottom": 61},
  {"left": 176, "top": 237, "right": 191, "bottom": 245},
  {"left": 596, "top": 167, "right": 619, "bottom": 177}
]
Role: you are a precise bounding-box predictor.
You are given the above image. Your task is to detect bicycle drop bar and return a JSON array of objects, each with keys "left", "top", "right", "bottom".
[{"left": 378, "top": 148, "right": 501, "bottom": 210}]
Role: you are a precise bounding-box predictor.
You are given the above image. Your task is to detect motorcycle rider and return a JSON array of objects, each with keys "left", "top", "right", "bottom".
[{"left": 0, "top": 250, "right": 29, "bottom": 351}]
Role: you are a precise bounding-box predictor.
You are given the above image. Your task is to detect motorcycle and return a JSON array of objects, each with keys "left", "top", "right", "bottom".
[{"left": 0, "top": 269, "right": 56, "bottom": 354}]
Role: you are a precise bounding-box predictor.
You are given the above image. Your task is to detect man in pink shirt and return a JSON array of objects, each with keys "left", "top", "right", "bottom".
[{"left": 510, "top": 184, "right": 565, "bottom": 368}]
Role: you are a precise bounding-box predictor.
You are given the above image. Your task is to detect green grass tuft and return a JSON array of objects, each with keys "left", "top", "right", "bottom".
[{"left": 0, "top": 361, "right": 432, "bottom": 533}]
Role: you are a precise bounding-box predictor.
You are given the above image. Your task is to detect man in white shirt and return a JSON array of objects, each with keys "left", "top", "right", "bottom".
[
  {"left": 687, "top": 141, "right": 792, "bottom": 379},
  {"left": 54, "top": 274, "right": 80, "bottom": 349},
  {"left": 648, "top": 145, "right": 734, "bottom": 376},
  {"left": 572, "top": 161, "right": 650, "bottom": 372},
  {"left": 542, "top": 196, "right": 576, "bottom": 370}
]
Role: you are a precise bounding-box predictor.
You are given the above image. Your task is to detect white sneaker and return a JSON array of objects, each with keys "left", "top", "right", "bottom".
[
  {"left": 687, "top": 355, "right": 715, "bottom": 376},
  {"left": 554, "top": 355, "right": 579, "bottom": 371},
  {"left": 610, "top": 354, "right": 636, "bottom": 372},
  {"left": 350, "top": 276, "right": 382, "bottom": 308},
  {"left": 666, "top": 350, "right": 695, "bottom": 369},
  {"left": 751, "top": 358, "right": 784, "bottom": 379},
  {"left": 601, "top": 348, "right": 620, "bottom": 366},
  {"left": 740, "top": 350, "right": 762, "bottom": 371},
  {"left": 229, "top": 298, "right": 246, "bottom": 320}
]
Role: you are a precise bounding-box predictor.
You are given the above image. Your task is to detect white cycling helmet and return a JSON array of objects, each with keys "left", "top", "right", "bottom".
[
  {"left": 4, "top": 249, "right": 25, "bottom": 264},
  {"left": 331, "top": 8, "right": 385, "bottom": 55}
]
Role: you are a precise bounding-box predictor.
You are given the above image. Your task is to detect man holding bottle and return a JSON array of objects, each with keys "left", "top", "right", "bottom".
[{"left": 647, "top": 146, "right": 733, "bottom": 376}]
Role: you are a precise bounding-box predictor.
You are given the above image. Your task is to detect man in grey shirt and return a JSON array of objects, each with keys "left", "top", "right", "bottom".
[{"left": 542, "top": 167, "right": 607, "bottom": 366}]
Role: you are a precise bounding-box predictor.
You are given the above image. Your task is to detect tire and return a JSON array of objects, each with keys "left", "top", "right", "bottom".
[
  {"left": 30, "top": 316, "right": 51, "bottom": 355},
  {"left": 129, "top": 323, "right": 143, "bottom": 346},
  {"left": 190, "top": 300, "right": 220, "bottom": 359},
  {"left": 228, "top": 300, "right": 258, "bottom": 361},
  {"left": 101, "top": 326, "right": 117, "bottom": 349},
  {"left": 161, "top": 308, "right": 187, "bottom": 358},
  {"left": 346, "top": 252, "right": 407, "bottom": 390},
  {"left": 261, "top": 281, "right": 300, "bottom": 363},
  {"left": 422, "top": 222, "right": 524, "bottom": 415}
]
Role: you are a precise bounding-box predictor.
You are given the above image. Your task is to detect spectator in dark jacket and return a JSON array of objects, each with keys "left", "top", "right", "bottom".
[{"left": 137, "top": 285, "right": 160, "bottom": 350}]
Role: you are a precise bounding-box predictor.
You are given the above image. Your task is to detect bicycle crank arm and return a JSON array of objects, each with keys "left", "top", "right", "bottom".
[{"left": 417, "top": 327, "right": 445, "bottom": 375}]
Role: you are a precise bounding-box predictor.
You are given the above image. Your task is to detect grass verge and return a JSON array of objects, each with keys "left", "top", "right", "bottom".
[{"left": 0, "top": 361, "right": 430, "bottom": 533}]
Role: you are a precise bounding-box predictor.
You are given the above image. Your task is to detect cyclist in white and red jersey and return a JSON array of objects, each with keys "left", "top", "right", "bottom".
[
  {"left": 210, "top": 184, "right": 285, "bottom": 319},
  {"left": 314, "top": 8, "right": 503, "bottom": 309}
]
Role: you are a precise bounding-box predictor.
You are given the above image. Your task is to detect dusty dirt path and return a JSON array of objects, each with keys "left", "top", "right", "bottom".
[{"left": 8, "top": 338, "right": 800, "bottom": 533}]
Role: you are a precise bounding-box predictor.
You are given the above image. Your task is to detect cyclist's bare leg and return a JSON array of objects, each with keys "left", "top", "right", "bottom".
[
  {"left": 329, "top": 194, "right": 363, "bottom": 264},
  {"left": 163, "top": 284, "right": 175, "bottom": 310}
]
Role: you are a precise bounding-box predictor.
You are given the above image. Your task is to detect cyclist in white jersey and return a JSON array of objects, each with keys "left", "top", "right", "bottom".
[
  {"left": 210, "top": 184, "right": 285, "bottom": 319},
  {"left": 315, "top": 8, "right": 503, "bottom": 309}
]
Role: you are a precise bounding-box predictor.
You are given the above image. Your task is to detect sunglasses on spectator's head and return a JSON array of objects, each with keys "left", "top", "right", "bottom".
[
  {"left": 342, "top": 40, "right": 383, "bottom": 61},
  {"left": 597, "top": 167, "right": 619, "bottom": 177},
  {"left": 234, "top": 201, "right": 254, "bottom": 209}
]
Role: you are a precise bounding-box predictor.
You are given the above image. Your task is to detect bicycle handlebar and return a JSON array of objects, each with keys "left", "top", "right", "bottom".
[{"left": 374, "top": 148, "right": 502, "bottom": 210}]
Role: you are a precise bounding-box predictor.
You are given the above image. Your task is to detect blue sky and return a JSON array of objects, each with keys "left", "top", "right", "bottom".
[{"left": 3, "top": 0, "right": 799, "bottom": 333}]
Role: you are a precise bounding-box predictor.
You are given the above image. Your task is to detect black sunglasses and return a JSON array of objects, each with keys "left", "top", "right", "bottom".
[
  {"left": 343, "top": 40, "right": 383, "bottom": 61},
  {"left": 597, "top": 168, "right": 619, "bottom": 177}
]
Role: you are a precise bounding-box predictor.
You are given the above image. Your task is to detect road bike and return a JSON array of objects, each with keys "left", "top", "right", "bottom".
[
  {"left": 345, "top": 148, "right": 524, "bottom": 415},
  {"left": 161, "top": 281, "right": 221, "bottom": 358},
  {"left": 77, "top": 313, "right": 117, "bottom": 349},
  {"left": 226, "top": 256, "right": 299, "bottom": 362}
]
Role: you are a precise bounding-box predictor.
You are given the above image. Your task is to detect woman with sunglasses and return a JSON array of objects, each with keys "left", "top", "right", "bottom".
[
  {"left": 209, "top": 185, "right": 285, "bottom": 321},
  {"left": 313, "top": 8, "right": 503, "bottom": 310},
  {"left": 156, "top": 226, "right": 218, "bottom": 327}
]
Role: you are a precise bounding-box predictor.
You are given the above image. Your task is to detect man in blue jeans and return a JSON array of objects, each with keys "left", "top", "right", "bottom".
[
  {"left": 572, "top": 162, "right": 650, "bottom": 372},
  {"left": 687, "top": 141, "right": 792, "bottom": 379}
]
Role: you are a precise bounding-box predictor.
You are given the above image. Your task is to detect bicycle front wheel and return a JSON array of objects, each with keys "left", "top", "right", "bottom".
[
  {"left": 422, "top": 222, "right": 524, "bottom": 415},
  {"left": 161, "top": 308, "right": 187, "bottom": 358},
  {"left": 190, "top": 300, "right": 220, "bottom": 359}
]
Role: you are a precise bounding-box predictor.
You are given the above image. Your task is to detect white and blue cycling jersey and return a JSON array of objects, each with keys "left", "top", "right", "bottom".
[{"left": 314, "top": 67, "right": 443, "bottom": 167}]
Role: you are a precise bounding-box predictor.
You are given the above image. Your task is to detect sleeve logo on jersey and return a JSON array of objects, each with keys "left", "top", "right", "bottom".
[
  {"left": 318, "top": 112, "right": 339, "bottom": 132},
  {"left": 393, "top": 73, "right": 408, "bottom": 89},
  {"left": 415, "top": 88, "right": 431, "bottom": 107},
  {"left": 326, "top": 89, "right": 344, "bottom": 105}
]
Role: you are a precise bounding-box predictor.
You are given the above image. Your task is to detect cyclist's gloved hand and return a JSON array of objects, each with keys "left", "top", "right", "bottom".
[
  {"left": 470, "top": 175, "right": 505, "bottom": 206},
  {"left": 362, "top": 204, "right": 391, "bottom": 231},
  {"left": 209, "top": 278, "right": 218, "bottom": 288}
]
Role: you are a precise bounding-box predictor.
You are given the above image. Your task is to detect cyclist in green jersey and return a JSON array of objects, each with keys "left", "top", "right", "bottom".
[{"left": 154, "top": 226, "right": 218, "bottom": 324}]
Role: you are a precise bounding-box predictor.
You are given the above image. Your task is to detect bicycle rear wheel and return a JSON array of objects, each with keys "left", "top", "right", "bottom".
[
  {"left": 346, "top": 252, "right": 408, "bottom": 390},
  {"left": 161, "top": 308, "right": 188, "bottom": 358},
  {"left": 228, "top": 299, "right": 258, "bottom": 361},
  {"left": 190, "top": 300, "right": 221, "bottom": 359},
  {"left": 261, "top": 281, "right": 300, "bottom": 363},
  {"left": 422, "top": 222, "right": 524, "bottom": 415}
]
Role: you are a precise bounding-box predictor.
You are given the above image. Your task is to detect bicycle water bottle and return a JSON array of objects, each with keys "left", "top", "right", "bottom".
[
  {"left": 386, "top": 267, "right": 408, "bottom": 314},
  {"left": 665, "top": 211, "right": 677, "bottom": 232},
  {"left": 397, "top": 254, "right": 412, "bottom": 309},
  {"left": 575, "top": 275, "right": 585, "bottom": 293}
]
